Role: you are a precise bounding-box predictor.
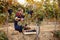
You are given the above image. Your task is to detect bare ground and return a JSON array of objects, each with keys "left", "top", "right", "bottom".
[{"left": 0, "top": 21, "right": 60, "bottom": 40}]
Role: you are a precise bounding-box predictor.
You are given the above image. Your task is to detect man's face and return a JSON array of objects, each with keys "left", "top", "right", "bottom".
[{"left": 19, "top": 9, "right": 23, "bottom": 15}]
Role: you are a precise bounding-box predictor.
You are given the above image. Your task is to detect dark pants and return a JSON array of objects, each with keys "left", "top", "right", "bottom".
[{"left": 14, "top": 23, "right": 23, "bottom": 32}]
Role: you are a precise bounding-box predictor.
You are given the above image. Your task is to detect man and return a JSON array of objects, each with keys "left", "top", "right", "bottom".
[{"left": 14, "top": 8, "right": 24, "bottom": 32}]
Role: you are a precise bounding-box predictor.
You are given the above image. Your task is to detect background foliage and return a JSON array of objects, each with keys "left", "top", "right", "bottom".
[{"left": 0, "top": 0, "right": 60, "bottom": 24}]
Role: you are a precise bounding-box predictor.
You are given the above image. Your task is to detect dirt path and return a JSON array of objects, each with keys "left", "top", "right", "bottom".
[{"left": 0, "top": 21, "right": 60, "bottom": 40}]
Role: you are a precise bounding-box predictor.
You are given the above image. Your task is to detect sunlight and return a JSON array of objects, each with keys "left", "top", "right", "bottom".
[
  {"left": 34, "top": 0, "right": 41, "bottom": 2},
  {"left": 17, "top": 0, "right": 26, "bottom": 4},
  {"left": 17, "top": 0, "right": 41, "bottom": 5}
]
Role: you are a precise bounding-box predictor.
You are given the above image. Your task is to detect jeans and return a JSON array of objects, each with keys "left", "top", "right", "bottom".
[{"left": 14, "top": 23, "right": 23, "bottom": 32}]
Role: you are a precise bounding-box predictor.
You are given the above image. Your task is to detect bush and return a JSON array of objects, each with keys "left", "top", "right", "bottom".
[
  {"left": 0, "top": 31, "right": 8, "bottom": 40},
  {"left": 53, "top": 30, "right": 60, "bottom": 38},
  {"left": 0, "top": 14, "right": 6, "bottom": 25}
]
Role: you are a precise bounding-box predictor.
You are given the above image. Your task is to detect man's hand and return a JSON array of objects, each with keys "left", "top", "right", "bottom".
[
  {"left": 15, "top": 17, "right": 20, "bottom": 21},
  {"left": 20, "top": 18, "right": 24, "bottom": 21}
]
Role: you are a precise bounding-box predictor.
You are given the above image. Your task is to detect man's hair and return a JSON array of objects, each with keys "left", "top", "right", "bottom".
[
  {"left": 18, "top": 8, "right": 25, "bottom": 12},
  {"left": 18, "top": 8, "right": 22, "bottom": 11}
]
